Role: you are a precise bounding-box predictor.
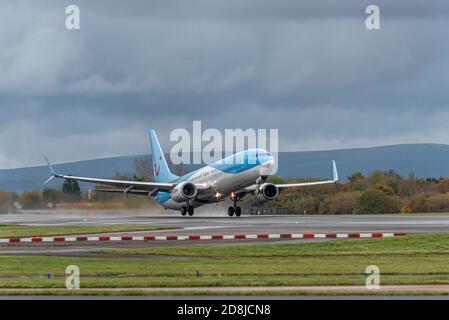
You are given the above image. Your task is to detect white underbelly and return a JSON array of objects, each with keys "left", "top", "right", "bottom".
[{"left": 160, "top": 166, "right": 260, "bottom": 210}]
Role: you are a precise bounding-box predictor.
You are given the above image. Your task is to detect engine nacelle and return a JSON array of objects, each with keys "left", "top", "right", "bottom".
[
  {"left": 253, "top": 183, "right": 279, "bottom": 204},
  {"left": 171, "top": 182, "right": 197, "bottom": 203}
]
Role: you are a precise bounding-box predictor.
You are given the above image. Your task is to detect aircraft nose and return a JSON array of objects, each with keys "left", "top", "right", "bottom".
[{"left": 259, "top": 158, "right": 275, "bottom": 176}]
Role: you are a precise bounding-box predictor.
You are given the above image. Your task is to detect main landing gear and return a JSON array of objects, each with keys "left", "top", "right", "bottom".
[
  {"left": 228, "top": 205, "right": 242, "bottom": 217},
  {"left": 181, "top": 205, "right": 194, "bottom": 216},
  {"left": 228, "top": 193, "right": 242, "bottom": 217}
]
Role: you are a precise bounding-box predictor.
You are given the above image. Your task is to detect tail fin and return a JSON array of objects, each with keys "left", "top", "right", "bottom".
[{"left": 149, "top": 130, "right": 179, "bottom": 182}]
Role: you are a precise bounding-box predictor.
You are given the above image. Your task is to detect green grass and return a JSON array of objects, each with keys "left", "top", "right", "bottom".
[
  {"left": 100, "top": 232, "right": 449, "bottom": 258},
  {"left": 0, "top": 233, "right": 449, "bottom": 292},
  {"left": 1, "top": 273, "right": 449, "bottom": 289},
  {"left": 0, "top": 225, "right": 176, "bottom": 238}
]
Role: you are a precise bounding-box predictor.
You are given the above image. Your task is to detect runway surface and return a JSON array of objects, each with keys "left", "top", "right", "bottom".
[
  {"left": 3, "top": 284, "right": 449, "bottom": 294},
  {"left": 1, "top": 211, "right": 449, "bottom": 256}
]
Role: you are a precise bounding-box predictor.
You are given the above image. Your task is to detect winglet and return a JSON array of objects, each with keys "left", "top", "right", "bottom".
[
  {"left": 332, "top": 160, "right": 339, "bottom": 182},
  {"left": 43, "top": 155, "right": 59, "bottom": 184}
]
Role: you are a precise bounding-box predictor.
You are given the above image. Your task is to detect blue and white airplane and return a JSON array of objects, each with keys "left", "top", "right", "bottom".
[{"left": 44, "top": 130, "right": 338, "bottom": 217}]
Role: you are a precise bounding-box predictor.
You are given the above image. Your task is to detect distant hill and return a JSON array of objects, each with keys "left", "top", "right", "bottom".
[{"left": 1, "top": 143, "right": 449, "bottom": 193}]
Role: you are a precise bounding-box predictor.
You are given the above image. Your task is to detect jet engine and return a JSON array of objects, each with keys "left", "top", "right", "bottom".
[
  {"left": 171, "top": 182, "right": 197, "bottom": 203},
  {"left": 253, "top": 183, "right": 279, "bottom": 204}
]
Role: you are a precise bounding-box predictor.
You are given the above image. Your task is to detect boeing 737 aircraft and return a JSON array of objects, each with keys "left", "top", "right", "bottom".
[{"left": 44, "top": 131, "right": 338, "bottom": 217}]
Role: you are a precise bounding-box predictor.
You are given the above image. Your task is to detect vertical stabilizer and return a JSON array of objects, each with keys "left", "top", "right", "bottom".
[{"left": 149, "top": 130, "right": 179, "bottom": 182}]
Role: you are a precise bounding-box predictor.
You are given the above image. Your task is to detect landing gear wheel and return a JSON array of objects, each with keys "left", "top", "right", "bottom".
[
  {"left": 228, "top": 206, "right": 235, "bottom": 217},
  {"left": 187, "top": 206, "right": 194, "bottom": 216},
  {"left": 181, "top": 206, "right": 187, "bottom": 216},
  {"left": 235, "top": 206, "right": 242, "bottom": 217}
]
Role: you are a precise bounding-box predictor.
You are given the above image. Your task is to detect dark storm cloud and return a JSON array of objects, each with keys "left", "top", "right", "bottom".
[{"left": 0, "top": 1, "right": 448, "bottom": 167}]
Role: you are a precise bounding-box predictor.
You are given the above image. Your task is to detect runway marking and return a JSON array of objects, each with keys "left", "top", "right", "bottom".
[{"left": 0, "top": 232, "right": 407, "bottom": 243}]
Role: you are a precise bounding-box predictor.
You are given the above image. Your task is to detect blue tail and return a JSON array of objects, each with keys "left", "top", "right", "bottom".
[{"left": 149, "top": 130, "right": 179, "bottom": 182}]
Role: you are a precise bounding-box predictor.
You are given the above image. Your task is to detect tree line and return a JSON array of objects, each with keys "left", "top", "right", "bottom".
[
  {"left": 1, "top": 179, "right": 83, "bottom": 210},
  {"left": 3, "top": 159, "right": 449, "bottom": 214},
  {"left": 269, "top": 170, "right": 449, "bottom": 214}
]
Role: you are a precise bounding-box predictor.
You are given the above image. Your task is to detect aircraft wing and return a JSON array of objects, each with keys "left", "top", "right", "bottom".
[
  {"left": 43, "top": 156, "right": 176, "bottom": 193},
  {"left": 242, "top": 160, "right": 338, "bottom": 193},
  {"left": 275, "top": 160, "right": 338, "bottom": 189},
  {"left": 92, "top": 188, "right": 160, "bottom": 196}
]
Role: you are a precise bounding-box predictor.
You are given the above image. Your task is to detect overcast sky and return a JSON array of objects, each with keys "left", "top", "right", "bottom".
[{"left": 0, "top": 0, "right": 449, "bottom": 168}]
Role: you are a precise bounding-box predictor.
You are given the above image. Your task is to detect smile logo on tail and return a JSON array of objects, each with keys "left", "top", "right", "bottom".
[{"left": 154, "top": 156, "right": 161, "bottom": 177}]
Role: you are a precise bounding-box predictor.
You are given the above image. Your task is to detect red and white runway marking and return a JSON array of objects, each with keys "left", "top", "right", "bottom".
[{"left": 0, "top": 232, "right": 407, "bottom": 243}]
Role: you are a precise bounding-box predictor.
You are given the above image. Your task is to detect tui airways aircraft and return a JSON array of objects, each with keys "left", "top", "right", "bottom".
[{"left": 44, "top": 130, "right": 338, "bottom": 217}]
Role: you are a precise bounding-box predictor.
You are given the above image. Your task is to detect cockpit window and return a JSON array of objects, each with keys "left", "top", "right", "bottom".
[{"left": 257, "top": 152, "right": 270, "bottom": 156}]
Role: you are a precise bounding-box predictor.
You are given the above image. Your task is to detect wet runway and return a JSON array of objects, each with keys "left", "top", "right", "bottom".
[
  {"left": 3, "top": 212, "right": 449, "bottom": 233},
  {"left": 1, "top": 212, "right": 449, "bottom": 256}
]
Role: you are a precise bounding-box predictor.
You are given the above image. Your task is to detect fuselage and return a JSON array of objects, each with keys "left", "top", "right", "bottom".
[{"left": 153, "top": 148, "right": 274, "bottom": 210}]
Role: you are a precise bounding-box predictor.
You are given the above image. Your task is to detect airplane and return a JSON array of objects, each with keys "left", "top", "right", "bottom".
[{"left": 44, "top": 130, "right": 338, "bottom": 217}]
